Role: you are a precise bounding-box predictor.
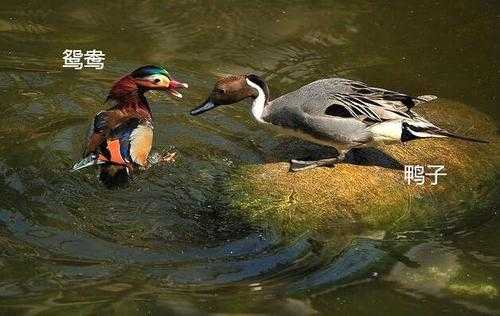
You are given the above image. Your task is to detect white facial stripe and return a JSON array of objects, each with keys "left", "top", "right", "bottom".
[
  {"left": 143, "top": 74, "right": 168, "bottom": 84},
  {"left": 246, "top": 78, "right": 266, "bottom": 123}
]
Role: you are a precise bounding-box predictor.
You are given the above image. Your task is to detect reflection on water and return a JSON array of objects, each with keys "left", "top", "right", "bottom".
[{"left": 0, "top": 1, "right": 498, "bottom": 314}]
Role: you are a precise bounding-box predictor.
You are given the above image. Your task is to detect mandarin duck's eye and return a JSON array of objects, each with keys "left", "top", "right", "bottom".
[{"left": 154, "top": 78, "right": 161, "bottom": 84}]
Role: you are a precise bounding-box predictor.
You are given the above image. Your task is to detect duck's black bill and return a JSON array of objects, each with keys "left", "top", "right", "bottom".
[{"left": 190, "top": 100, "right": 218, "bottom": 116}]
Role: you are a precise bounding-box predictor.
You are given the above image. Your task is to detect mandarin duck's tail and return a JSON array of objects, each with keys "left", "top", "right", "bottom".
[
  {"left": 72, "top": 154, "right": 130, "bottom": 187},
  {"left": 71, "top": 154, "right": 105, "bottom": 172}
]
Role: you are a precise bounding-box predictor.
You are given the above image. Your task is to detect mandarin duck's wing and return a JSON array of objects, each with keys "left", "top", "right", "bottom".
[
  {"left": 82, "top": 110, "right": 139, "bottom": 156},
  {"left": 73, "top": 110, "right": 145, "bottom": 171},
  {"left": 82, "top": 111, "right": 105, "bottom": 157},
  {"left": 74, "top": 111, "right": 115, "bottom": 171}
]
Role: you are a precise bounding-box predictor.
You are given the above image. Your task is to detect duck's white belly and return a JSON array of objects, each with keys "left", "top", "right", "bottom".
[{"left": 368, "top": 120, "right": 404, "bottom": 143}]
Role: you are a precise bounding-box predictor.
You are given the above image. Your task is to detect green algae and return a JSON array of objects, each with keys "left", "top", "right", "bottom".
[{"left": 448, "top": 284, "right": 498, "bottom": 299}]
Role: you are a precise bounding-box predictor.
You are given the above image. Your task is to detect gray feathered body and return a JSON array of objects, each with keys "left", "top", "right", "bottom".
[{"left": 260, "top": 78, "right": 447, "bottom": 150}]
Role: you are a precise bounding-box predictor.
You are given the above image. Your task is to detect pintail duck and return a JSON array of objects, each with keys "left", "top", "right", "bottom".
[
  {"left": 72, "top": 65, "right": 188, "bottom": 181},
  {"left": 190, "top": 75, "right": 487, "bottom": 171}
]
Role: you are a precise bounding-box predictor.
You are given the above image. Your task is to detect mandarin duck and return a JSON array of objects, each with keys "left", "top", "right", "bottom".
[{"left": 72, "top": 65, "right": 188, "bottom": 182}]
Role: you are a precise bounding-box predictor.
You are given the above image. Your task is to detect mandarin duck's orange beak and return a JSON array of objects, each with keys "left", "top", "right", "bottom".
[{"left": 165, "top": 79, "right": 189, "bottom": 98}]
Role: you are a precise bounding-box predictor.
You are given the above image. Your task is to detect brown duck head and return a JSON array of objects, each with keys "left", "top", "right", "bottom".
[{"left": 190, "top": 74, "right": 269, "bottom": 115}]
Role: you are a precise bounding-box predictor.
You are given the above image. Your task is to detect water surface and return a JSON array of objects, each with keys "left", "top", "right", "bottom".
[{"left": 0, "top": 1, "right": 499, "bottom": 315}]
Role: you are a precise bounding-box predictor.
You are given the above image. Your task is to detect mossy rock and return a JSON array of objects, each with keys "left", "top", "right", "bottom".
[{"left": 226, "top": 100, "right": 499, "bottom": 235}]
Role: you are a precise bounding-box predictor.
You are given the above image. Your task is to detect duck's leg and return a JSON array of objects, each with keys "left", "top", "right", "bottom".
[
  {"left": 290, "top": 150, "right": 348, "bottom": 172},
  {"left": 145, "top": 151, "right": 177, "bottom": 169}
]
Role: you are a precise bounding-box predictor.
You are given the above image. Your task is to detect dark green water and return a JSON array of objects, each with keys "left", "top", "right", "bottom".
[{"left": 0, "top": 1, "right": 499, "bottom": 315}]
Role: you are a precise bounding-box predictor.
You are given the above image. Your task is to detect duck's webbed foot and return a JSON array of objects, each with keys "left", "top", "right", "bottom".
[
  {"left": 159, "top": 151, "right": 177, "bottom": 164},
  {"left": 146, "top": 150, "right": 177, "bottom": 169},
  {"left": 289, "top": 150, "right": 347, "bottom": 172}
]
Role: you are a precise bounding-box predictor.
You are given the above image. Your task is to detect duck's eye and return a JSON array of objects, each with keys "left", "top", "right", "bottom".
[
  {"left": 154, "top": 78, "right": 161, "bottom": 84},
  {"left": 215, "top": 88, "right": 225, "bottom": 94}
]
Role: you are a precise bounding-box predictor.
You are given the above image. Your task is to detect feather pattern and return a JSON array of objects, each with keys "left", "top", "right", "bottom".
[
  {"left": 74, "top": 117, "right": 154, "bottom": 171},
  {"left": 260, "top": 77, "right": 486, "bottom": 148},
  {"left": 73, "top": 65, "right": 184, "bottom": 177},
  {"left": 77, "top": 84, "right": 154, "bottom": 171}
]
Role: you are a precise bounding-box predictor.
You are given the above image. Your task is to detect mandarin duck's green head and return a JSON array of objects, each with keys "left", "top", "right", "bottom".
[{"left": 129, "top": 65, "right": 188, "bottom": 98}]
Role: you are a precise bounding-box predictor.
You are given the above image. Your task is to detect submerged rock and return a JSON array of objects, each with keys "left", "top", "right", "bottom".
[{"left": 226, "top": 100, "right": 499, "bottom": 235}]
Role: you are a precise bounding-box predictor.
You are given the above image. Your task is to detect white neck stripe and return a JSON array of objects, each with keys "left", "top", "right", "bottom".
[{"left": 246, "top": 78, "right": 266, "bottom": 123}]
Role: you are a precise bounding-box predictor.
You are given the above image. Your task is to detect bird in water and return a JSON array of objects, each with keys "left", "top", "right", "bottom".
[
  {"left": 72, "top": 65, "right": 188, "bottom": 184},
  {"left": 190, "top": 75, "right": 487, "bottom": 171}
]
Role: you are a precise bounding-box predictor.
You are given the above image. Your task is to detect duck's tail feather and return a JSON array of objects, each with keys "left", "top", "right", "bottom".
[
  {"left": 401, "top": 121, "right": 489, "bottom": 143},
  {"left": 432, "top": 129, "right": 489, "bottom": 143},
  {"left": 71, "top": 154, "right": 105, "bottom": 172}
]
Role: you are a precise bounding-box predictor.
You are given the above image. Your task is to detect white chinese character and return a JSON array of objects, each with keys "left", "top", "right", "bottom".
[
  {"left": 84, "top": 49, "right": 105, "bottom": 70},
  {"left": 62, "top": 49, "right": 83, "bottom": 69},
  {"left": 404, "top": 165, "right": 426, "bottom": 185},
  {"left": 426, "top": 165, "right": 447, "bottom": 185}
]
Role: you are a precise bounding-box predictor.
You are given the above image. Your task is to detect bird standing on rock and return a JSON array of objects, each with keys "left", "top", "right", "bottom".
[{"left": 190, "top": 75, "right": 487, "bottom": 171}]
